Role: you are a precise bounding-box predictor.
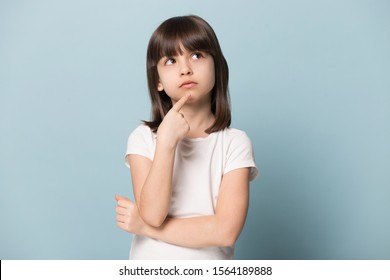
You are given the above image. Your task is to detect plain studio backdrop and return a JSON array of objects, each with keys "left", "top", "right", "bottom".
[{"left": 0, "top": 0, "right": 389, "bottom": 259}]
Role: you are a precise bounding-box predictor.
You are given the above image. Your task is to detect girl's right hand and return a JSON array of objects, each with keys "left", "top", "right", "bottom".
[
  {"left": 156, "top": 93, "right": 191, "bottom": 148},
  {"left": 115, "top": 194, "right": 146, "bottom": 235}
]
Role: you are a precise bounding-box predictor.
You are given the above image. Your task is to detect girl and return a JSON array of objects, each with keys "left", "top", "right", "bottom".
[{"left": 115, "top": 15, "right": 258, "bottom": 260}]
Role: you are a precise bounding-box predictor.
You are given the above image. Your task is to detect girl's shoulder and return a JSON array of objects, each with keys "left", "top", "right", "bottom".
[
  {"left": 218, "top": 127, "right": 252, "bottom": 140},
  {"left": 127, "top": 124, "right": 157, "bottom": 147},
  {"left": 125, "top": 124, "right": 156, "bottom": 164},
  {"left": 130, "top": 124, "right": 156, "bottom": 138},
  {"left": 212, "top": 127, "right": 254, "bottom": 151}
]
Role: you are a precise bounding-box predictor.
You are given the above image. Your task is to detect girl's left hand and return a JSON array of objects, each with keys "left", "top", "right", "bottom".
[{"left": 115, "top": 194, "right": 146, "bottom": 235}]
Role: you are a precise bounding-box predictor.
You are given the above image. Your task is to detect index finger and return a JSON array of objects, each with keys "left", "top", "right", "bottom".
[
  {"left": 117, "top": 199, "right": 131, "bottom": 208},
  {"left": 172, "top": 93, "right": 191, "bottom": 112}
]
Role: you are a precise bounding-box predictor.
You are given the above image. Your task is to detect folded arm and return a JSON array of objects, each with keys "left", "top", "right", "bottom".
[{"left": 116, "top": 167, "right": 250, "bottom": 248}]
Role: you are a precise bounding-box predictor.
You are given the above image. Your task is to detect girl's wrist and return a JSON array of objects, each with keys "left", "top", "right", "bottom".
[{"left": 156, "top": 137, "right": 178, "bottom": 151}]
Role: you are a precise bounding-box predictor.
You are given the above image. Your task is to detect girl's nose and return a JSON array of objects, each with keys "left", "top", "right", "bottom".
[{"left": 180, "top": 61, "right": 192, "bottom": 76}]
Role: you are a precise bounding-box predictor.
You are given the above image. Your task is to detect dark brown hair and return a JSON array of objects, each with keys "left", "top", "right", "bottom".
[{"left": 143, "top": 15, "right": 231, "bottom": 134}]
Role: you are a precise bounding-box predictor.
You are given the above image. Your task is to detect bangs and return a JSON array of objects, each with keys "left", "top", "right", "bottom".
[{"left": 150, "top": 16, "right": 215, "bottom": 63}]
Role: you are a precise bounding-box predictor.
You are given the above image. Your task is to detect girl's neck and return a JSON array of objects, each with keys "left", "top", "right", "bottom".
[{"left": 181, "top": 104, "right": 215, "bottom": 139}]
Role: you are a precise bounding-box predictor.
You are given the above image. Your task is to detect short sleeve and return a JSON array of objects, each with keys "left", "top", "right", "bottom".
[
  {"left": 224, "top": 130, "right": 259, "bottom": 181},
  {"left": 124, "top": 125, "right": 155, "bottom": 168}
]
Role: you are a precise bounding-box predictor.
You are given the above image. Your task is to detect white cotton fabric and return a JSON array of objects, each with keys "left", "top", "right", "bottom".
[{"left": 124, "top": 124, "right": 258, "bottom": 260}]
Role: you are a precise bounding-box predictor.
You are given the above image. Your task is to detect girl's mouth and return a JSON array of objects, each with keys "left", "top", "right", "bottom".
[{"left": 180, "top": 81, "right": 197, "bottom": 88}]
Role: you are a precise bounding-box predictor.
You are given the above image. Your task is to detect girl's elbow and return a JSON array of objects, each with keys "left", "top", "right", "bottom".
[
  {"left": 145, "top": 217, "right": 165, "bottom": 228},
  {"left": 217, "top": 225, "right": 240, "bottom": 247},
  {"left": 219, "top": 232, "right": 238, "bottom": 248},
  {"left": 139, "top": 209, "right": 167, "bottom": 228}
]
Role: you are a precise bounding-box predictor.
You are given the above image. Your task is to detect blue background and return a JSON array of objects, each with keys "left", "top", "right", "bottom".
[{"left": 1, "top": 0, "right": 389, "bottom": 259}]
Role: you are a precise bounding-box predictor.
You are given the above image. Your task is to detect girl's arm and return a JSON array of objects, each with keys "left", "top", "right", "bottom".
[
  {"left": 130, "top": 147, "right": 174, "bottom": 228},
  {"left": 131, "top": 94, "right": 191, "bottom": 227},
  {"left": 116, "top": 167, "right": 250, "bottom": 248}
]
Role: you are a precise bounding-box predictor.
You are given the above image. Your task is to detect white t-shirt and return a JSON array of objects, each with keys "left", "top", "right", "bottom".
[{"left": 125, "top": 124, "right": 258, "bottom": 259}]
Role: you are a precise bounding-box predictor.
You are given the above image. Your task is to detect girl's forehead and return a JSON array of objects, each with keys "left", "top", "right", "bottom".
[
  {"left": 160, "top": 43, "right": 187, "bottom": 57},
  {"left": 162, "top": 43, "right": 189, "bottom": 56},
  {"left": 159, "top": 40, "right": 208, "bottom": 59},
  {"left": 154, "top": 29, "right": 213, "bottom": 61}
]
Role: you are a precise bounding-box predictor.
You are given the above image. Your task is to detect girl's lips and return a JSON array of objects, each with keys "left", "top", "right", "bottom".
[{"left": 180, "top": 81, "right": 197, "bottom": 88}]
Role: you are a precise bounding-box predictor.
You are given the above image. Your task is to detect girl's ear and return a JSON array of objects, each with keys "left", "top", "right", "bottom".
[{"left": 157, "top": 81, "right": 164, "bottom": 92}]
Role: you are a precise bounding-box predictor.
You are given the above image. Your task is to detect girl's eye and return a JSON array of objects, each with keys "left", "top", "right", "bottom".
[
  {"left": 191, "top": 52, "right": 203, "bottom": 60},
  {"left": 165, "top": 58, "right": 175, "bottom": 65}
]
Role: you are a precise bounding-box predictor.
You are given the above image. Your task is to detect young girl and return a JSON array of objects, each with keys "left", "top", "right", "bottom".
[{"left": 115, "top": 15, "right": 258, "bottom": 260}]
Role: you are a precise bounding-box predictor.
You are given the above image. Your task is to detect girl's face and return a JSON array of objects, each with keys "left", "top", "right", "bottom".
[{"left": 156, "top": 47, "right": 215, "bottom": 106}]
